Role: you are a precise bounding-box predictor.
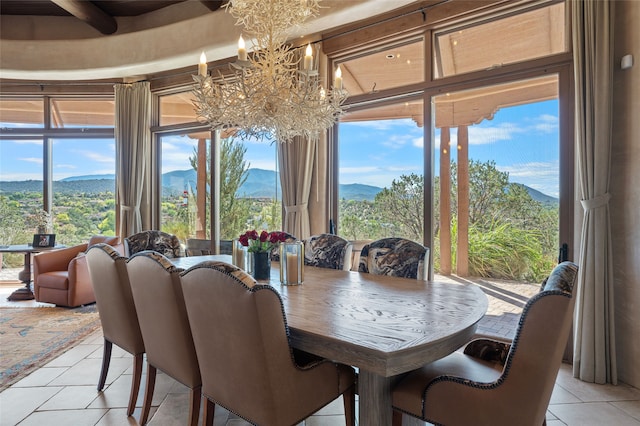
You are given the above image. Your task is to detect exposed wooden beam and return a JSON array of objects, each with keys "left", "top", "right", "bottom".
[
  {"left": 50, "top": 0, "right": 117, "bottom": 35},
  {"left": 200, "top": 0, "right": 227, "bottom": 13}
]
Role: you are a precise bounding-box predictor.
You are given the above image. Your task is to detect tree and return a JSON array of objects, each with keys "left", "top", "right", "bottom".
[
  {"left": 189, "top": 137, "right": 251, "bottom": 239},
  {"left": 451, "top": 160, "right": 509, "bottom": 230},
  {"left": 374, "top": 173, "right": 424, "bottom": 240}
]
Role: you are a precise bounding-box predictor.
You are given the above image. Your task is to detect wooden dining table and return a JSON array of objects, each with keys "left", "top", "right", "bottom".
[{"left": 173, "top": 255, "right": 488, "bottom": 426}]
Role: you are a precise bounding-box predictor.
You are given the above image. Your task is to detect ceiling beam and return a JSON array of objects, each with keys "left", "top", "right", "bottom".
[
  {"left": 50, "top": 0, "right": 118, "bottom": 35},
  {"left": 200, "top": 1, "right": 227, "bottom": 13}
]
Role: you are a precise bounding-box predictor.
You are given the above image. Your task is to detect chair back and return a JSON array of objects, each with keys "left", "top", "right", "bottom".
[
  {"left": 270, "top": 232, "right": 297, "bottom": 261},
  {"left": 418, "top": 262, "right": 578, "bottom": 425},
  {"left": 125, "top": 230, "right": 181, "bottom": 258},
  {"left": 127, "top": 251, "right": 200, "bottom": 388},
  {"left": 180, "top": 261, "right": 349, "bottom": 425},
  {"left": 185, "top": 238, "right": 233, "bottom": 256},
  {"left": 358, "top": 237, "right": 429, "bottom": 280},
  {"left": 491, "top": 261, "right": 578, "bottom": 423},
  {"left": 86, "top": 244, "right": 144, "bottom": 355},
  {"left": 304, "top": 234, "right": 353, "bottom": 270}
]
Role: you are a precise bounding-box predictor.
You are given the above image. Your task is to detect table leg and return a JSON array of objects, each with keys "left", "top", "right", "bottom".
[
  {"left": 358, "top": 370, "right": 394, "bottom": 426},
  {"left": 7, "top": 252, "right": 35, "bottom": 301}
]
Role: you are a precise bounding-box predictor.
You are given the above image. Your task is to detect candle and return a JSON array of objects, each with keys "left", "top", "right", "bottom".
[
  {"left": 198, "top": 52, "right": 207, "bottom": 76},
  {"left": 286, "top": 252, "right": 299, "bottom": 284},
  {"left": 334, "top": 65, "right": 343, "bottom": 90},
  {"left": 238, "top": 35, "right": 247, "bottom": 62},
  {"left": 304, "top": 43, "right": 313, "bottom": 71}
]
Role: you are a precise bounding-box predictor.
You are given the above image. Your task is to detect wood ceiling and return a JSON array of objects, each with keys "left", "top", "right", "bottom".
[{"left": 0, "top": 0, "right": 226, "bottom": 35}]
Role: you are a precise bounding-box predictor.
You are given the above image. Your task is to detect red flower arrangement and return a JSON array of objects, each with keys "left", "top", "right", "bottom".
[{"left": 238, "top": 230, "right": 287, "bottom": 253}]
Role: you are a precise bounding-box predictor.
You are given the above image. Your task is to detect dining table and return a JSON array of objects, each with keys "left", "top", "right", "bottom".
[{"left": 172, "top": 255, "right": 488, "bottom": 426}]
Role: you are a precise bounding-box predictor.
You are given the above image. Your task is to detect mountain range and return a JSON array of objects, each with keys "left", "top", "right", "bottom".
[{"left": 0, "top": 168, "right": 557, "bottom": 204}]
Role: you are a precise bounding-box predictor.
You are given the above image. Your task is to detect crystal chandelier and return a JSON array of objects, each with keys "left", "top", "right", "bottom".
[{"left": 192, "top": 0, "right": 347, "bottom": 143}]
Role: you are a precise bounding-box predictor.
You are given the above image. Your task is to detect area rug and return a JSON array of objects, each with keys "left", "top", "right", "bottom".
[{"left": 0, "top": 305, "right": 101, "bottom": 392}]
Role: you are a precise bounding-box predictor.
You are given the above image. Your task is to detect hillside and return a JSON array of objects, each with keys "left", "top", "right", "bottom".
[{"left": 0, "top": 169, "right": 558, "bottom": 204}]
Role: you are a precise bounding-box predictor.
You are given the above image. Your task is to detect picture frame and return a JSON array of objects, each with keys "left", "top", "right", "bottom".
[{"left": 33, "top": 234, "right": 56, "bottom": 248}]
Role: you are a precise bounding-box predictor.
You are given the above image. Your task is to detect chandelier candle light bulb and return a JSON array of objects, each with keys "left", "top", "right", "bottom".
[
  {"left": 199, "top": 52, "right": 207, "bottom": 76},
  {"left": 304, "top": 44, "right": 313, "bottom": 71},
  {"left": 238, "top": 36, "right": 247, "bottom": 62},
  {"left": 334, "top": 66, "right": 343, "bottom": 90}
]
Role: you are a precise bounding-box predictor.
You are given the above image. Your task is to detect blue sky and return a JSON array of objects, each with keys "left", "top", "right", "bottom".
[
  {"left": 339, "top": 99, "right": 559, "bottom": 198},
  {"left": 0, "top": 99, "right": 559, "bottom": 198}
]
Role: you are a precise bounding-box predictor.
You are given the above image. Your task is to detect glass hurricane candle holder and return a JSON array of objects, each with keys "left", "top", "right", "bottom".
[
  {"left": 279, "top": 241, "right": 304, "bottom": 285},
  {"left": 232, "top": 239, "right": 248, "bottom": 271}
]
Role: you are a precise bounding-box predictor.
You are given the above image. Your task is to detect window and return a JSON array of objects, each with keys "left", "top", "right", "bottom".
[
  {"left": 159, "top": 92, "right": 198, "bottom": 126},
  {"left": 433, "top": 3, "right": 566, "bottom": 79},
  {"left": 432, "top": 75, "right": 562, "bottom": 282},
  {"left": 158, "top": 131, "right": 280, "bottom": 243},
  {"left": 50, "top": 138, "right": 116, "bottom": 244},
  {"left": 0, "top": 98, "right": 44, "bottom": 128},
  {"left": 338, "top": 39, "right": 424, "bottom": 96},
  {"left": 338, "top": 97, "right": 425, "bottom": 242},
  {"left": 50, "top": 98, "right": 115, "bottom": 128},
  {"left": 0, "top": 97, "right": 115, "bottom": 252}
]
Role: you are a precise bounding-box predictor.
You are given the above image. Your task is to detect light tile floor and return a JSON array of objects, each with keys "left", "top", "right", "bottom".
[{"left": 1, "top": 269, "right": 639, "bottom": 426}]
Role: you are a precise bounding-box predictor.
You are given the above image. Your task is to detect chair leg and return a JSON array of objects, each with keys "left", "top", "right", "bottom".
[
  {"left": 202, "top": 397, "right": 215, "bottom": 426},
  {"left": 392, "top": 409, "right": 403, "bottom": 426},
  {"left": 343, "top": 385, "right": 356, "bottom": 426},
  {"left": 188, "top": 386, "right": 201, "bottom": 426},
  {"left": 139, "top": 363, "right": 157, "bottom": 425},
  {"left": 97, "top": 339, "right": 113, "bottom": 391},
  {"left": 127, "top": 353, "right": 144, "bottom": 416}
]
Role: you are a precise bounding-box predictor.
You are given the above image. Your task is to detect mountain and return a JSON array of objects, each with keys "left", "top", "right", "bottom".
[
  {"left": 514, "top": 183, "right": 558, "bottom": 205},
  {"left": 1, "top": 170, "right": 557, "bottom": 204},
  {"left": 339, "top": 183, "right": 382, "bottom": 201}
]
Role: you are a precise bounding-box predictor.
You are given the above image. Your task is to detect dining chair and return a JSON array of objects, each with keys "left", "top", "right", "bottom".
[
  {"left": 180, "top": 261, "right": 357, "bottom": 426},
  {"left": 391, "top": 261, "right": 579, "bottom": 426},
  {"left": 85, "top": 244, "right": 144, "bottom": 417},
  {"left": 358, "top": 237, "right": 429, "bottom": 280},
  {"left": 185, "top": 238, "right": 233, "bottom": 256},
  {"left": 303, "top": 233, "right": 353, "bottom": 270},
  {"left": 126, "top": 251, "right": 208, "bottom": 426},
  {"left": 270, "top": 231, "right": 297, "bottom": 261},
  {"left": 124, "top": 230, "right": 181, "bottom": 258}
]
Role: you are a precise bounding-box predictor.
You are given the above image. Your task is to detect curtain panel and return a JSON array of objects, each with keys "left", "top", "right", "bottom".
[
  {"left": 571, "top": 0, "right": 617, "bottom": 385},
  {"left": 115, "top": 81, "right": 152, "bottom": 238}
]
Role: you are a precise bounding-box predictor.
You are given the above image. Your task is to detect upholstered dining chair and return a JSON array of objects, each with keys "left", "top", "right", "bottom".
[
  {"left": 270, "top": 231, "right": 297, "bottom": 261},
  {"left": 126, "top": 251, "right": 208, "bottom": 426},
  {"left": 124, "top": 230, "right": 181, "bottom": 258},
  {"left": 391, "top": 261, "right": 579, "bottom": 426},
  {"left": 33, "top": 235, "right": 121, "bottom": 307},
  {"left": 303, "top": 233, "right": 353, "bottom": 270},
  {"left": 180, "top": 261, "right": 357, "bottom": 426},
  {"left": 358, "top": 237, "right": 429, "bottom": 280},
  {"left": 85, "top": 244, "right": 144, "bottom": 417},
  {"left": 185, "top": 238, "right": 233, "bottom": 256}
]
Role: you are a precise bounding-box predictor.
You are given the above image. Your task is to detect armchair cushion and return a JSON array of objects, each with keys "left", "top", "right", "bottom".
[{"left": 33, "top": 235, "right": 120, "bottom": 307}]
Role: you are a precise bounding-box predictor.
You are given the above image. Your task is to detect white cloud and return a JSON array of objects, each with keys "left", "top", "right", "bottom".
[
  {"left": 55, "top": 164, "right": 77, "bottom": 170},
  {"left": 12, "top": 140, "right": 42, "bottom": 145},
  {"left": 498, "top": 160, "right": 559, "bottom": 198},
  {"left": 20, "top": 157, "right": 42, "bottom": 164}
]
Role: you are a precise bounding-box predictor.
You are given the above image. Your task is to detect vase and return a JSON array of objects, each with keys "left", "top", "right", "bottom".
[{"left": 251, "top": 251, "right": 271, "bottom": 281}]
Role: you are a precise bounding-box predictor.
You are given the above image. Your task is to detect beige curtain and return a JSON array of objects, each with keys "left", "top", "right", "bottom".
[
  {"left": 571, "top": 0, "right": 617, "bottom": 384},
  {"left": 115, "top": 81, "right": 152, "bottom": 238},
  {"left": 278, "top": 137, "right": 314, "bottom": 239}
]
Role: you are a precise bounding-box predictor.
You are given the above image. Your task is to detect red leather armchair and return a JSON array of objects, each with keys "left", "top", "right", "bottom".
[{"left": 33, "top": 235, "right": 121, "bottom": 307}]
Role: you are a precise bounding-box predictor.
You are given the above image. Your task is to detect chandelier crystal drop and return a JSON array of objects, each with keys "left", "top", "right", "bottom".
[{"left": 192, "top": 0, "right": 348, "bottom": 143}]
